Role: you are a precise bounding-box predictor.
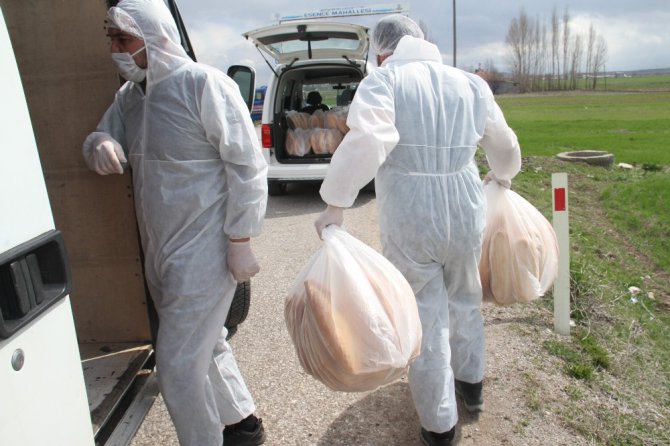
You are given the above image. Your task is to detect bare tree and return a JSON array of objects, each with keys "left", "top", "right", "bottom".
[
  {"left": 551, "top": 8, "right": 560, "bottom": 90},
  {"left": 561, "top": 7, "right": 571, "bottom": 89},
  {"left": 570, "top": 34, "right": 583, "bottom": 89},
  {"left": 539, "top": 22, "right": 549, "bottom": 91},
  {"left": 506, "top": 8, "right": 535, "bottom": 92},
  {"left": 505, "top": 5, "right": 608, "bottom": 93},
  {"left": 584, "top": 23, "right": 595, "bottom": 89},
  {"left": 506, "top": 14, "right": 523, "bottom": 90},
  {"left": 591, "top": 35, "right": 608, "bottom": 89},
  {"left": 533, "top": 20, "right": 550, "bottom": 91},
  {"left": 530, "top": 17, "right": 542, "bottom": 91}
]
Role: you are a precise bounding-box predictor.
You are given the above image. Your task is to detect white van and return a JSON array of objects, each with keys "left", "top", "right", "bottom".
[
  {"left": 241, "top": 21, "right": 373, "bottom": 195},
  {"left": 0, "top": 7, "right": 95, "bottom": 444},
  {"left": 0, "top": 1, "right": 255, "bottom": 444}
]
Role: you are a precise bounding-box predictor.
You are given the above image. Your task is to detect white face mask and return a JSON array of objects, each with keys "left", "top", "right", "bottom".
[{"left": 111, "top": 46, "right": 146, "bottom": 83}]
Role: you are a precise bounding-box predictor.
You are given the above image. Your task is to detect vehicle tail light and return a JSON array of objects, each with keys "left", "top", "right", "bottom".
[{"left": 261, "top": 124, "right": 273, "bottom": 148}]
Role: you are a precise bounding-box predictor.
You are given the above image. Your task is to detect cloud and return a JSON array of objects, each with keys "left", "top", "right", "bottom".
[
  {"left": 179, "top": 0, "right": 669, "bottom": 75},
  {"left": 457, "top": 7, "right": 670, "bottom": 72},
  {"left": 459, "top": 41, "right": 510, "bottom": 71},
  {"left": 186, "top": 20, "right": 268, "bottom": 76},
  {"left": 574, "top": 10, "right": 670, "bottom": 70}
]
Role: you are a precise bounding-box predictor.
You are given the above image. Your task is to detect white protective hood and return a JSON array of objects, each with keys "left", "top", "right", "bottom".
[{"left": 107, "top": 0, "right": 191, "bottom": 84}]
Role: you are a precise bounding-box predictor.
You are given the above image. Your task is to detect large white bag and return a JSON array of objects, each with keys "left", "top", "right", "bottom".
[
  {"left": 479, "top": 182, "right": 559, "bottom": 305},
  {"left": 285, "top": 226, "right": 422, "bottom": 392}
]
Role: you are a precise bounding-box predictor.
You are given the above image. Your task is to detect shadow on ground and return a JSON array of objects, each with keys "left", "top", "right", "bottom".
[
  {"left": 317, "top": 380, "right": 420, "bottom": 446},
  {"left": 316, "top": 378, "right": 482, "bottom": 446}
]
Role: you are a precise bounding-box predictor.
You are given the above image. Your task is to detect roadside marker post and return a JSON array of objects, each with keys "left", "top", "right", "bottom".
[{"left": 552, "top": 173, "right": 571, "bottom": 335}]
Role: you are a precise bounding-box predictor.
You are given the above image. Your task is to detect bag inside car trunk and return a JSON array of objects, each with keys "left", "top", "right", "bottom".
[{"left": 272, "top": 64, "right": 364, "bottom": 164}]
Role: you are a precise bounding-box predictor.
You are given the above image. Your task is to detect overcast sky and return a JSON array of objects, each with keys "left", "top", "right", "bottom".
[{"left": 176, "top": 0, "right": 669, "bottom": 85}]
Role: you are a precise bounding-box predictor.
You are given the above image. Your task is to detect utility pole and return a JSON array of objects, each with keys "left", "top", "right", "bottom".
[{"left": 452, "top": 0, "right": 457, "bottom": 67}]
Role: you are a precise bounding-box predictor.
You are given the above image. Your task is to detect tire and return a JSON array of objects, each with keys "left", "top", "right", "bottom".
[
  {"left": 225, "top": 280, "right": 251, "bottom": 339},
  {"left": 226, "top": 325, "right": 238, "bottom": 339},
  {"left": 268, "top": 180, "right": 287, "bottom": 196},
  {"left": 362, "top": 179, "right": 375, "bottom": 194}
]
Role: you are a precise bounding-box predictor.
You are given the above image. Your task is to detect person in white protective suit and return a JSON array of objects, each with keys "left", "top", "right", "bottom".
[
  {"left": 314, "top": 15, "right": 521, "bottom": 446},
  {"left": 82, "top": 1, "right": 268, "bottom": 445}
]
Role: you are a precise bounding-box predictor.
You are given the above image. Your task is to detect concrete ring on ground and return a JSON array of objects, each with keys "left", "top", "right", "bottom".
[{"left": 556, "top": 150, "right": 615, "bottom": 167}]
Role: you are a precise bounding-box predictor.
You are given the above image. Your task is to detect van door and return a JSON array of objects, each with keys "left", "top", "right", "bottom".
[
  {"left": 0, "top": 8, "right": 95, "bottom": 445},
  {"left": 243, "top": 21, "right": 369, "bottom": 64},
  {"left": 228, "top": 65, "right": 257, "bottom": 112},
  {"left": 1, "top": 0, "right": 252, "bottom": 443}
]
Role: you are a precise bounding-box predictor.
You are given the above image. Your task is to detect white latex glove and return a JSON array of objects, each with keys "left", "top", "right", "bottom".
[
  {"left": 483, "top": 171, "right": 511, "bottom": 189},
  {"left": 85, "top": 139, "right": 127, "bottom": 175},
  {"left": 314, "top": 205, "right": 344, "bottom": 239},
  {"left": 227, "top": 240, "right": 260, "bottom": 282}
]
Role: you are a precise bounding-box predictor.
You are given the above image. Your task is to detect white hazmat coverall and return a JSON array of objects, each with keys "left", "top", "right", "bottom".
[
  {"left": 320, "top": 35, "right": 521, "bottom": 433},
  {"left": 82, "top": 1, "right": 268, "bottom": 444}
]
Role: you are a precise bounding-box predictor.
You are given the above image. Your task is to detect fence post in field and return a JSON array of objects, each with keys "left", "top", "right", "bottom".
[{"left": 552, "top": 173, "right": 571, "bottom": 335}]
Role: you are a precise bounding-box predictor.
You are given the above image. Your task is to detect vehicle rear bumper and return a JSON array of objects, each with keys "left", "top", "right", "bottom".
[{"left": 267, "top": 163, "right": 329, "bottom": 182}]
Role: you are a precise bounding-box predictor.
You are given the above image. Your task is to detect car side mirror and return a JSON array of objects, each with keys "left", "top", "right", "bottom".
[{"left": 227, "top": 65, "right": 256, "bottom": 112}]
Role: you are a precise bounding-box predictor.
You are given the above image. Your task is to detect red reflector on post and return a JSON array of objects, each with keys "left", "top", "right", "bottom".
[
  {"left": 554, "top": 187, "right": 566, "bottom": 211},
  {"left": 261, "top": 124, "right": 272, "bottom": 148}
]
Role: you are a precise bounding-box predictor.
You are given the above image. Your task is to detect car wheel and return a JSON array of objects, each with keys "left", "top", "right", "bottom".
[
  {"left": 225, "top": 280, "right": 251, "bottom": 339},
  {"left": 268, "top": 180, "right": 287, "bottom": 196}
]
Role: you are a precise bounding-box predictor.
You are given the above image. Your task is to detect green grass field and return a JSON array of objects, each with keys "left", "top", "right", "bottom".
[
  {"left": 497, "top": 91, "right": 670, "bottom": 165},
  {"left": 595, "top": 74, "right": 670, "bottom": 91},
  {"left": 482, "top": 82, "right": 669, "bottom": 444},
  {"left": 494, "top": 82, "right": 669, "bottom": 273}
]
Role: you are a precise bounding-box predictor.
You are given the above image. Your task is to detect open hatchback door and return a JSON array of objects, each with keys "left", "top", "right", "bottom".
[{"left": 243, "top": 21, "right": 369, "bottom": 64}]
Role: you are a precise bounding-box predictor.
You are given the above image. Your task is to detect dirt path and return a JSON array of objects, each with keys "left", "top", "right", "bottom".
[{"left": 458, "top": 303, "right": 590, "bottom": 445}]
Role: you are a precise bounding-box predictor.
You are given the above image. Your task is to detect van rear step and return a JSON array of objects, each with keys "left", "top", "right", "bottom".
[
  {"left": 80, "top": 343, "right": 155, "bottom": 440},
  {"left": 104, "top": 371, "right": 159, "bottom": 446}
]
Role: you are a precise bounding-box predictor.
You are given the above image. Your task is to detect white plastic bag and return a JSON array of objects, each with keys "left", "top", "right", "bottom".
[
  {"left": 479, "top": 182, "right": 559, "bottom": 305},
  {"left": 285, "top": 226, "right": 422, "bottom": 392},
  {"left": 286, "top": 128, "right": 311, "bottom": 156}
]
